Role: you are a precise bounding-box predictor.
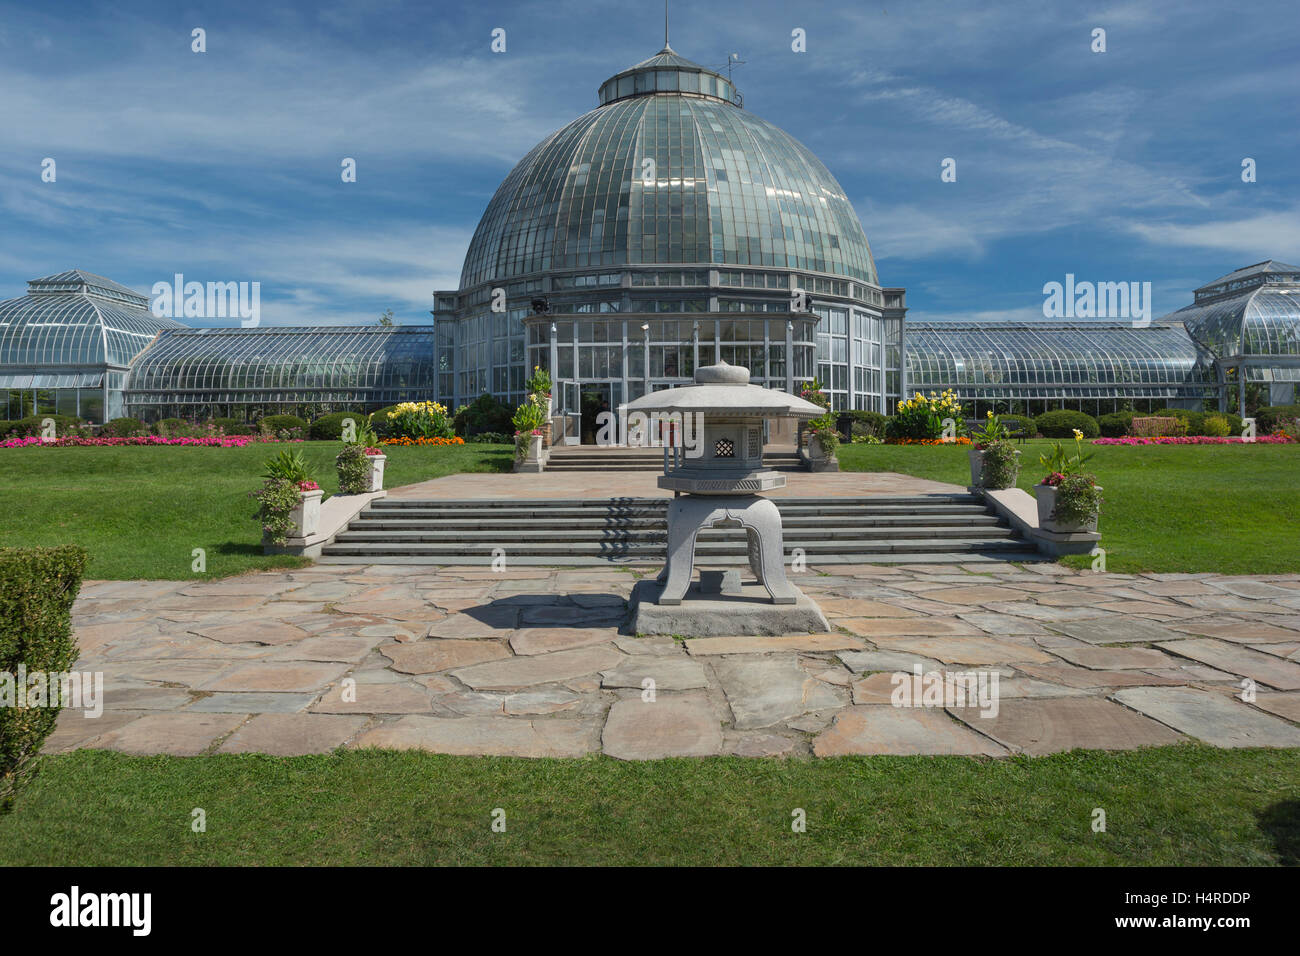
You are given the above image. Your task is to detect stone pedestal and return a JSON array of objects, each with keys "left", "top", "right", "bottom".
[
  {"left": 655, "top": 495, "right": 796, "bottom": 605},
  {"left": 630, "top": 579, "right": 830, "bottom": 636}
]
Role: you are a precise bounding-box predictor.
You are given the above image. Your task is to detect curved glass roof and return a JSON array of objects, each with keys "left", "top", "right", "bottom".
[
  {"left": 460, "top": 48, "right": 877, "bottom": 290},
  {"left": 1168, "top": 274, "right": 1300, "bottom": 362},
  {"left": 597, "top": 45, "right": 740, "bottom": 107},
  {"left": 125, "top": 326, "right": 438, "bottom": 398},
  {"left": 906, "top": 322, "right": 1213, "bottom": 392},
  {"left": 0, "top": 270, "right": 183, "bottom": 370}
]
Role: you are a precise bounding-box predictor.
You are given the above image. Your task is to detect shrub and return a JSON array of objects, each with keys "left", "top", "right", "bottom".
[
  {"left": 152, "top": 417, "right": 208, "bottom": 438},
  {"left": 467, "top": 432, "right": 510, "bottom": 444},
  {"left": 0, "top": 422, "right": 10, "bottom": 438},
  {"left": 250, "top": 478, "right": 302, "bottom": 546},
  {"left": 1048, "top": 473, "right": 1103, "bottom": 527},
  {"left": 309, "top": 411, "right": 367, "bottom": 441},
  {"left": 1034, "top": 410, "right": 1099, "bottom": 439},
  {"left": 1097, "top": 411, "right": 1134, "bottom": 437},
  {"left": 212, "top": 417, "right": 257, "bottom": 436},
  {"left": 367, "top": 405, "right": 400, "bottom": 432},
  {"left": 453, "top": 393, "right": 515, "bottom": 437},
  {"left": 335, "top": 444, "right": 369, "bottom": 495},
  {"left": 258, "top": 414, "right": 308, "bottom": 438},
  {"left": 848, "top": 410, "right": 888, "bottom": 440},
  {"left": 1255, "top": 404, "right": 1300, "bottom": 435},
  {"left": 10, "top": 415, "right": 86, "bottom": 438},
  {"left": 100, "top": 417, "right": 149, "bottom": 437},
  {"left": 980, "top": 440, "right": 1021, "bottom": 490},
  {"left": 261, "top": 448, "right": 315, "bottom": 485},
  {"left": 0, "top": 546, "right": 88, "bottom": 813},
  {"left": 1200, "top": 413, "right": 1231, "bottom": 437}
]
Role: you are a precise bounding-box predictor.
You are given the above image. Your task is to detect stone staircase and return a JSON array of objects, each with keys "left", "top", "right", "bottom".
[
  {"left": 544, "top": 445, "right": 803, "bottom": 472},
  {"left": 318, "top": 494, "right": 1043, "bottom": 565}
]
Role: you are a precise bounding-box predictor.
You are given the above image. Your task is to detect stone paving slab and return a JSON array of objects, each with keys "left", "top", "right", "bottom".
[
  {"left": 83, "top": 713, "right": 248, "bottom": 756},
  {"left": 602, "top": 694, "right": 724, "bottom": 759},
  {"left": 1156, "top": 638, "right": 1300, "bottom": 690},
  {"left": 712, "top": 656, "right": 847, "bottom": 729},
  {"left": 218, "top": 714, "right": 369, "bottom": 756},
  {"left": 949, "top": 698, "right": 1184, "bottom": 755},
  {"left": 351, "top": 715, "right": 599, "bottom": 757},
  {"left": 813, "top": 707, "right": 1007, "bottom": 756},
  {"left": 1111, "top": 687, "right": 1300, "bottom": 748},
  {"left": 59, "top": 564, "right": 1300, "bottom": 759}
]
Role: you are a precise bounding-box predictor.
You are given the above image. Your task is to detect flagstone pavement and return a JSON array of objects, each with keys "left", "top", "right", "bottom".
[{"left": 48, "top": 563, "right": 1300, "bottom": 759}]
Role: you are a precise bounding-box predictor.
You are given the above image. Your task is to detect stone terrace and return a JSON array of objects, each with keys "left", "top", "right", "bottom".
[{"left": 49, "top": 562, "right": 1300, "bottom": 758}]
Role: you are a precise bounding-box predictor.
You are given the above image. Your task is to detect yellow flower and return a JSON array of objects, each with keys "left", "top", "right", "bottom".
[{"left": 1072, "top": 428, "right": 1084, "bottom": 440}]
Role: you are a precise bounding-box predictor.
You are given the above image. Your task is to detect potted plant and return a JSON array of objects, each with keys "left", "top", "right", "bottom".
[
  {"left": 970, "top": 412, "right": 1017, "bottom": 487},
  {"left": 512, "top": 400, "right": 547, "bottom": 471},
  {"left": 524, "top": 366, "right": 554, "bottom": 447},
  {"left": 1035, "top": 429, "right": 1102, "bottom": 532},
  {"left": 336, "top": 422, "right": 386, "bottom": 494},
  {"left": 252, "top": 449, "right": 321, "bottom": 544},
  {"left": 807, "top": 414, "right": 839, "bottom": 469}
]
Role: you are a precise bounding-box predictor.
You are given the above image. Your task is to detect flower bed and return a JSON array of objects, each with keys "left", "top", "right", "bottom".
[
  {"left": 1093, "top": 435, "right": 1294, "bottom": 446},
  {"left": 885, "top": 436, "right": 972, "bottom": 446},
  {"left": 0, "top": 435, "right": 297, "bottom": 449},
  {"left": 379, "top": 436, "right": 465, "bottom": 446}
]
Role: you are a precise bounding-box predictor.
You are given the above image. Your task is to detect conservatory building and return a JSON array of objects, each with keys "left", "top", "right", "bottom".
[
  {"left": 904, "top": 320, "right": 1217, "bottom": 418},
  {"left": 1159, "top": 259, "right": 1300, "bottom": 412},
  {"left": 431, "top": 45, "right": 906, "bottom": 442},
  {"left": 0, "top": 270, "right": 184, "bottom": 422}
]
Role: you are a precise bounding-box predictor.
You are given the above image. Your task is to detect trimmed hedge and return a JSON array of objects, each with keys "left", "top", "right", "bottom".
[
  {"left": 0, "top": 546, "right": 88, "bottom": 813},
  {"left": 1255, "top": 404, "right": 1300, "bottom": 435},
  {"left": 1034, "top": 410, "right": 1099, "bottom": 439},
  {"left": 212, "top": 417, "right": 257, "bottom": 436},
  {"left": 1098, "top": 411, "right": 1134, "bottom": 437},
  {"left": 846, "top": 409, "right": 888, "bottom": 440},
  {"left": 258, "top": 414, "right": 308, "bottom": 436},
  {"left": 151, "top": 417, "right": 192, "bottom": 436},
  {"left": 453, "top": 393, "right": 514, "bottom": 437},
  {"left": 9, "top": 415, "right": 86, "bottom": 438},
  {"left": 101, "top": 417, "right": 149, "bottom": 437},
  {"left": 309, "top": 411, "right": 368, "bottom": 441}
]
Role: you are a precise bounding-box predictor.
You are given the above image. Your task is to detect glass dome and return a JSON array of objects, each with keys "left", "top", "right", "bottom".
[{"left": 458, "top": 47, "right": 878, "bottom": 290}]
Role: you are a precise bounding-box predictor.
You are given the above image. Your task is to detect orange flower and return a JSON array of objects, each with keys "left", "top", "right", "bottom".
[{"left": 380, "top": 436, "right": 464, "bottom": 446}]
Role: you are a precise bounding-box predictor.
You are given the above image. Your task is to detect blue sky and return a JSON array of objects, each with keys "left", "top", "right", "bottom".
[{"left": 1, "top": 0, "right": 1297, "bottom": 325}]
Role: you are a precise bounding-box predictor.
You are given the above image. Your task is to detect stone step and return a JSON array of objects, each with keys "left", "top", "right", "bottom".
[
  {"left": 349, "top": 513, "right": 1006, "bottom": 530},
  {"left": 317, "top": 549, "right": 1046, "bottom": 566},
  {"left": 333, "top": 524, "right": 1014, "bottom": 543},
  {"left": 323, "top": 536, "right": 1027, "bottom": 556}
]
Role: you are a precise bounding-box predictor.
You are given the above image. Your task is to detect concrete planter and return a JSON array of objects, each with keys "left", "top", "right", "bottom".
[
  {"left": 514, "top": 434, "right": 545, "bottom": 473},
  {"left": 364, "top": 453, "right": 386, "bottom": 492},
  {"left": 974, "top": 446, "right": 1021, "bottom": 490},
  {"left": 290, "top": 488, "right": 323, "bottom": 538},
  {"left": 1035, "top": 482, "right": 1101, "bottom": 533},
  {"left": 807, "top": 433, "right": 839, "bottom": 472}
]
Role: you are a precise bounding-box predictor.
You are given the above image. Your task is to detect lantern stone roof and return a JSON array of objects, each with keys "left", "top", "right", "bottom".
[{"left": 625, "top": 361, "right": 825, "bottom": 419}]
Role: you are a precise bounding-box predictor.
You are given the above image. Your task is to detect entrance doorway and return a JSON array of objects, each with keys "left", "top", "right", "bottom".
[{"left": 580, "top": 382, "right": 622, "bottom": 444}]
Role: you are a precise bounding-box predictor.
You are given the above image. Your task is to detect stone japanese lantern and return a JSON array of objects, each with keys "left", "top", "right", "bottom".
[{"left": 624, "top": 361, "right": 830, "bottom": 635}]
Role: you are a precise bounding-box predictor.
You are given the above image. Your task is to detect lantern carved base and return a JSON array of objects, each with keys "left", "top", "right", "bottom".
[{"left": 656, "top": 495, "right": 796, "bottom": 605}]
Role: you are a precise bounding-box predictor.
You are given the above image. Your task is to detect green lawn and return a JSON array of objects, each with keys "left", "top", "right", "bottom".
[
  {"left": 0, "top": 441, "right": 512, "bottom": 579},
  {"left": 838, "top": 440, "right": 1300, "bottom": 574},
  {"left": 0, "top": 746, "right": 1295, "bottom": 865}
]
